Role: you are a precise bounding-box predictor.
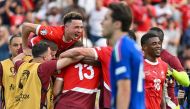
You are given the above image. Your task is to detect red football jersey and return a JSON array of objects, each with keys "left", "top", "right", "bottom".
[
  {"left": 9, "top": 15, "right": 25, "bottom": 26},
  {"left": 56, "top": 62, "right": 101, "bottom": 109},
  {"left": 59, "top": 63, "right": 101, "bottom": 90},
  {"left": 178, "top": 5, "right": 190, "bottom": 31},
  {"left": 36, "top": 25, "right": 81, "bottom": 53},
  {"left": 144, "top": 58, "right": 168, "bottom": 109},
  {"left": 94, "top": 46, "right": 112, "bottom": 108},
  {"left": 94, "top": 46, "right": 112, "bottom": 90}
]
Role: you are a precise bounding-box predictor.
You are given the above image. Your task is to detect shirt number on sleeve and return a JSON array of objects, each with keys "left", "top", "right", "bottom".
[{"left": 75, "top": 63, "right": 95, "bottom": 80}]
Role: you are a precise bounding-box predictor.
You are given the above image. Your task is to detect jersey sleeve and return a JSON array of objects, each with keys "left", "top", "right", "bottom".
[
  {"left": 169, "top": 56, "right": 184, "bottom": 72},
  {"left": 38, "top": 60, "right": 57, "bottom": 87},
  {"left": 95, "top": 47, "right": 112, "bottom": 62},
  {"left": 56, "top": 71, "right": 64, "bottom": 80},
  {"left": 36, "top": 25, "right": 62, "bottom": 43},
  {"left": 112, "top": 39, "right": 131, "bottom": 81},
  {"left": 38, "top": 60, "right": 57, "bottom": 78},
  {"left": 112, "top": 37, "right": 142, "bottom": 81}
]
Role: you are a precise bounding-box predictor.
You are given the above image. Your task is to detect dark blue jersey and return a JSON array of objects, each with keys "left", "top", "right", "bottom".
[{"left": 110, "top": 35, "right": 145, "bottom": 109}]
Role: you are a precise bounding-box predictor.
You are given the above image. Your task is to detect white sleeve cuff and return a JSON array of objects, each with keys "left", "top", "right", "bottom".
[
  {"left": 92, "top": 48, "right": 98, "bottom": 60},
  {"left": 35, "top": 25, "right": 41, "bottom": 35},
  {"left": 56, "top": 77, "right": 64, "bottom": 81}
]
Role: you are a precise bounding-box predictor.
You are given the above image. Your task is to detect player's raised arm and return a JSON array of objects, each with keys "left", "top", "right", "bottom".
[{"left": 21, "top": 22, "right": 39, "bottom": 51}]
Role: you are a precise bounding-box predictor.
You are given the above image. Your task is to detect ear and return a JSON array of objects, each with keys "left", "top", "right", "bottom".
[
  {"left": 142, "top": 45, "right": 147, "bottom": 51},
  {"left": 113, "top": 21, "right": 122, "bottom": 29},
  {"left": 42, "top": 56, "right": 46, "bottom": 61}
]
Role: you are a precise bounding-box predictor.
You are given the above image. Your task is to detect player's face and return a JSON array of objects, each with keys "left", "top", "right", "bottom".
[
  {"left": 146, "top": 37, "right": 161, "bottom": 58},
  {"left": 9, "top": 37, "right": 22, "bottom": 57},
  {"left": 102, "top": 10, "right": 114, "bottom": 39},
  {"left": 65, "top": 20, "right": 84, "bottom": 41}
]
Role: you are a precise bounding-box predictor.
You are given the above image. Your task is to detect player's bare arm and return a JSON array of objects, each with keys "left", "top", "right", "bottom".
[
  {"left": 22, "top": 22, "right": 39, "bottom": 54},
  {"left": 59, "top": 47, "right": 100, "bottom": 67},
  {"left": 117, "top": 79, "right": 131, "bottom": 109},
  {"left": 53, "top": 78, "right": 63, "bottom": 97},
  {"left": 59, "top": 47, "right": 96, "bottom": 59},
  {"left": 12, "top": 53, "right": 26, "bottom": 64},
  {"left": 56, "top": 56, "right": 84, "bottom": 70}
]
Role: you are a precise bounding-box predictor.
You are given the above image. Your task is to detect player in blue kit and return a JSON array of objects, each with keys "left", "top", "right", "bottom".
[
  {"left": 110, "top": 36, "right": 144, "bottom": 109},
  {"left": 101, "top": 2, "right": 145, "bottom": 109}
]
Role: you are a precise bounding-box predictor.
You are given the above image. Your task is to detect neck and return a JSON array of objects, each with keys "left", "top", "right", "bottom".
[
  {"left": 144, "top": 55, "right": 157, "bottom": 62},
  {"left": 110, "top": 30, "right": 127, "bottom": 46},
  {"left": 63, "top": 33, "right": 72, "bottom": 43},
  {"left": 96, "top": 6, "right": 101, "bottom": 11},
  {"left": 32, "top": 58, "right": 43, "bottom": 63},
  {"left": 62, "top": 35, "right": 66, "bottom": 42},
  {"left": 10, "top": 56, "right": 14, "bottom": 60}
]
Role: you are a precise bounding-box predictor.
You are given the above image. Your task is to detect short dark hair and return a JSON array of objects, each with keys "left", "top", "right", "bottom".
[
  {"left": 149, "top": 27, "right": 164, "bottom": 42},
  {"left": 40, "top": 39, "right": 58, "bottom": 51},
  {"left": 63, "top": 12, "right": 83, "bottom": 24},
  {"left": 108, "top": 3, "right": 132, "bottom": 32},
  {"left": 141, "top": 32, "right": 159, "bottom": 47},
  {"left": 32, "top": 42, "right": 50, "bottom": 58},
  {"left": 128, "top": 30, "right": 136, "bottom": 41},
  {"left": 9, "top": 34, "right": 21, "bottom": 44}
]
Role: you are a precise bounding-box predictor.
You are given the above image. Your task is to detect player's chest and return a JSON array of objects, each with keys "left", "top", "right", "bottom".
[{"left": 144, "top": 67, "right": 166, "bottom": 83}]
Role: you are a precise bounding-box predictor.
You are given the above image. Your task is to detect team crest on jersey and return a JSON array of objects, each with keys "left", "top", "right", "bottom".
[{"left": 40, "top": 29, "right": 47, "bottom": 35}]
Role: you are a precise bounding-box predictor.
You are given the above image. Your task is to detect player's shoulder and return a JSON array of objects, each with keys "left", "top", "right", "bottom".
[
  {"left": 158, "top": 58, "right": 168, "bottom": 67},
  {"left": 160, "top": 49, "right": 173, "bottom": 57},
  {"left": 41, "top": 25, "right": 64, "bottom": 31},
  {"left": 1, "top": 58, "right": 10, "bottom": 63},
  {"left": 120, "top": 35, "right": 134, "bottom": 43},
  {"left": 120, "top": 36, "right": 140, "bottom": 50}
]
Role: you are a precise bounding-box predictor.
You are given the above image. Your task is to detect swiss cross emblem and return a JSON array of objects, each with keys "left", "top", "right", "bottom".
[{"left": 40, "top": 29, "right": 47, "bottom": 36}]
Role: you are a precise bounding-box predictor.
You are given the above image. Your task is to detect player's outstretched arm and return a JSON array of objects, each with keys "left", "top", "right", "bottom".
[
  {"left": 22, "top": 22, "right": 39, "bottom": 54},
  {"left": 59, "top": 47, "right": 96, "bottom": 59},
  {"left": 168, "top": 69, "right": 190, "bottom": 87},
  {"left": 56, "top": 56, "right": 84, "bottom": 70}
]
